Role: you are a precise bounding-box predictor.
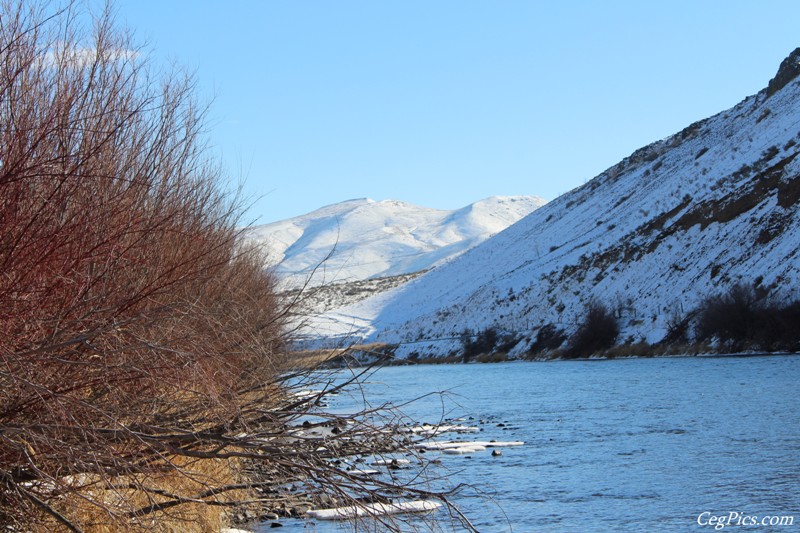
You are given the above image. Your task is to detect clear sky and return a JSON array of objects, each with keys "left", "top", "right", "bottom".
[{"left": 107, "top": 1, "right": 800, "bottom": 225}]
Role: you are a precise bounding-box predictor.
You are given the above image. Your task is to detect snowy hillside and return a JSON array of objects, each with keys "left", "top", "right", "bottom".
[
  {"left": 242, "top": 196, "right": 545, "bottom": 289},
  {"left": 311, "top": 48, "right": 800, "bottom": 357}
]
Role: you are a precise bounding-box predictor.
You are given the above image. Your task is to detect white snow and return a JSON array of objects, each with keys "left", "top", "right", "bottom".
[
  {"left": 400, "top": 424, "right": 480, "bottom": 435},
  {"left": 442, "top": 446, "right": 486, "bottom": 454},
  {"left": 372, "top": 458, "right": 412, "bottom": 466},
  {"left": 241, "top": 196, "right": 545, "bottom": 289},
  {"left": 416, "top": 441, "right": 525, "bottom": 450},
  {"left": 306, "top": 500, "right": 442, "bottom": 520},
  {"left": 345, "top": 468, "right": 379, "bottom": 476}
]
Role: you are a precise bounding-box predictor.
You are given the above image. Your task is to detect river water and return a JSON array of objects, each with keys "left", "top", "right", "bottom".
[{"left": 261, "top": 355, "right": 800, "bottom": 532}]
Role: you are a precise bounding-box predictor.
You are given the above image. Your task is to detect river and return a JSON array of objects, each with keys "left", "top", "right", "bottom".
[{"left": 261, "top": 355, "right": 800, "bottom": 532}]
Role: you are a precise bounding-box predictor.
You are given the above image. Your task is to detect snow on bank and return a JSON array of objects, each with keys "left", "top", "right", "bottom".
[
  {"left": 416, "top": 440, "right": 525, "bottom": 450},
  {"left": 306, "top": 500, "right": 442, "bottom": 520}
]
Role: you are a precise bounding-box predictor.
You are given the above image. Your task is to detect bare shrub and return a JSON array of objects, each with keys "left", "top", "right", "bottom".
[
  {"left": 695, "top": 284, "right": 762, "bottom": 350},
  {"left": 0, "top": 3, "right": 468, "bottom": 531},
  {"left": 694, "top": 284, "right": 800, "bottom": 352},
  {"left": 461, "top": 327, "right": 498, "bottom": 359},
  {"left": 527, "top": 324, "right": 567, "bottom": 356},
  {"left": 662, "top": 305, "right": 694, "bottom": 345},
  {"left": 0, "top": 1, "right": 287, "bottom": 528},
  {"left": 565, "top": 301, "right": 620, "bottom": 358},
  {"left": 495, "top": 332, "right": 521, "bottom": 354}
]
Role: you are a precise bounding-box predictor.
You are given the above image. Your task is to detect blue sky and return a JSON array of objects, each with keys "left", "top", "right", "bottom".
[{"left": 110, "top": 1, "right": 800, "bottom": 225}]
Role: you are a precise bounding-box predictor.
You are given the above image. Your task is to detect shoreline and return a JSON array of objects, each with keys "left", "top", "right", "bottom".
[{"left": 313, "top": 348, "right": 800, "bottom": 368}]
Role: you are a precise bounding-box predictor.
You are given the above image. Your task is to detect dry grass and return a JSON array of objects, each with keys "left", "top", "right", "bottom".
[
  {"left": 286, "top": 348, "right": 352, "bottom": 368},
  {"left": 473, "top": 352, "right": 510, "bottom": 363},
  {"left": 44, "top": 457, "right": 247, "bottom": 533},
  {"left": 286, "top": 343, "right": 401, "bottom": 369}
]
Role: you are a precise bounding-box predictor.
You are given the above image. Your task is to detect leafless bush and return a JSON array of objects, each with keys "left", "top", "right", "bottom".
[
  {"left": 460, "top": 327, "right": 498, "bottom": 359},
  {"left": 527, "top": 324, "right": 567, "bottom": 357},
  {"left": 0, "top": 3, "right": 467, "bottom": 531},
  {"left": 565, "top": 300, "right": 620, "bottom": 358},
  {"left": 694, "top": 283, "right": 800, "bottom": 352},
  {"left": 662, "top": 305, "right": 693, "bottom": 345}
]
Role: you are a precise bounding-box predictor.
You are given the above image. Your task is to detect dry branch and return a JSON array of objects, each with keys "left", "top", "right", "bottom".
[{"left": 0, "top": 2, "right": 470, "bottom": 532}]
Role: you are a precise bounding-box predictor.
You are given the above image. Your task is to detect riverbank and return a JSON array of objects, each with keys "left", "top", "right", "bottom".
[{"left": 299, "top": 341, "right": 800, "bottom": 368}]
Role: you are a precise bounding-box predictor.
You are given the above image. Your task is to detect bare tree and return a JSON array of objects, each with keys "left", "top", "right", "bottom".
[{"left": 0, "top": 2, "right": 471, "bottom": 531}]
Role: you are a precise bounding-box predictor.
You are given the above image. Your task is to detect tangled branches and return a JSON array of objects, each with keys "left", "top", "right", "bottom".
[{"left": 0, "top": 2, "right": 469, "bottom": 531}]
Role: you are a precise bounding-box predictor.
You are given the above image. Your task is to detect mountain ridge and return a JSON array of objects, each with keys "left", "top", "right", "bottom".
[
  {"left": 308, "top": 48, "right": 800, "bottom": 358},
  {"left": 242, "top": 195, "right": 546, "bottom": 289}
]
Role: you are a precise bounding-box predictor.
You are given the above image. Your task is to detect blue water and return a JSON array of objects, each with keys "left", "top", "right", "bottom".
[{"left": 261, "top": 355, "right": 800, "bottom": 532}]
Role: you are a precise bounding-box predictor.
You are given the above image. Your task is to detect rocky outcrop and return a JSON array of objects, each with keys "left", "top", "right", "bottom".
[{"left": 767, "top": 47, "right": 800, "bottom": 97}]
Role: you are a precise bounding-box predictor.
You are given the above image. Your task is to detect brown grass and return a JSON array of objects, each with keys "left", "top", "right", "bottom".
[
  {"left": 473, "top": 352, "right": 510, "bottom": 363},
  {"left": 43, "top": 457, "right": 246, "bottom": 533}
]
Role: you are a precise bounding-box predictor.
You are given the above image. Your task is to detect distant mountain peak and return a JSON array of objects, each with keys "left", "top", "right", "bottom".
[
  {"left": 241, "top": 195, "right": 546, "bottom": 289},
  {"left": 767, "top": 47, "right": 800, "bottom": 96}
]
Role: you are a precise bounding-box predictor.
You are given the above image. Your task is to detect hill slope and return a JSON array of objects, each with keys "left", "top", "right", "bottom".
[
  {"left": 242, "top": 196, "right": 545, "bottom": 289},
  {"left": 313, "top": 49, "right": 800, "bottom": 356}
]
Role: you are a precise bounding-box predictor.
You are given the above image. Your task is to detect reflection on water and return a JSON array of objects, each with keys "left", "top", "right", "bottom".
[{"left": 262, "top": 355, "right": 800, "bottom": 532}]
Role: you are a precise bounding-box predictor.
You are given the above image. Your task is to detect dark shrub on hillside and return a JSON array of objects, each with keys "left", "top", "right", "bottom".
[
  {"left": 695, "top": 285, "right": 759, "bottom": 350},
  {"left": 565, "top": 301, "right": 620, "bottom": 358},
  {"left": 695, "top": 284, "right": 760, "bottom": 350},
  {"left": 662, "top": 307, "right": 693, "bottom": 345},
  {"left": 751, "top": 301, "right": 800, "bottom": 351},
  {"left": 461, "top": 327, "right": 499, "bottom": 359},
  {"left": 528, "top": 324, "right": 567, "bottom": 355},
  {"left": 496, "top": 332, "right": 521, "bottom": 353},
  {"left": 695, "top": 284, "right": 800, "bottom": 351}
]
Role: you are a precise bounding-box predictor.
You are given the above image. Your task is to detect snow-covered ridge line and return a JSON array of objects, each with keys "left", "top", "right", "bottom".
[
  {"left": 316, "top": 48, "right": 800, "bottom": 358},
  {"left": 241, "top": 196, "right": 546, "bottom": 289}
]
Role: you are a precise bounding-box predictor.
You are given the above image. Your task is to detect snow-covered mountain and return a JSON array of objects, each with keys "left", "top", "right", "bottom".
[
  {"left": 311, "top": 48, "right": 800, "bottom": 356},
  {"left": 242, "top": 196, "right": 545, "bottom": 289}
]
